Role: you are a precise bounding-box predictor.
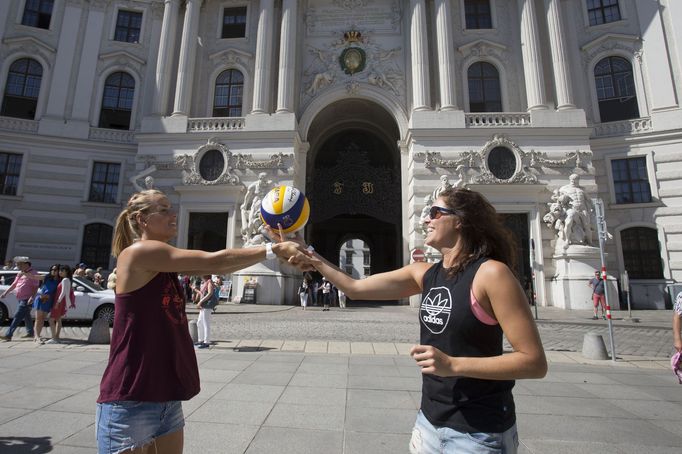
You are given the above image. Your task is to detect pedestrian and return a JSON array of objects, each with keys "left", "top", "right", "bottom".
[
  {"left": 321, "top": 277, "right": 331, "bottom": 311},
  {"left": 589, "top": 270, "right": 606, "bottom": 320},
  {"left": 338, "top": 287, "right": 346, "bottom": 309},
  {"left": 33, "top": 264, "right": 60, "bottom": 343},
  {"left": 96, "top": 188, "right": 308, "bottom": 454},
  {"left": 1, "top": 256, "right": 40, "bottom": 341},
  {"left": 673, "top": 289, "right": 681, "bottom": 353},
  {"left": 47, "top": 265, "right": 75, "bottom": 344},
  {"left": 298, "top": 279, "right": 310, "bottom": 310},
  {"left": 294, "top": 188, "right": 547, "bottom": 453},
  {"left": 310, "top": 279, "right": 319, "bottom": 306},
  {"left": 74, "top": 263, "right": 86, "bottom": 277},
  {"left": 94, "top": 267, "right": 105, "bottom": 286},
  {"left": 106, "top": 267, "right": 117, "bottom": 290},
  {"left": 195, "top": 274, "right": 216, "bottom": 349}
]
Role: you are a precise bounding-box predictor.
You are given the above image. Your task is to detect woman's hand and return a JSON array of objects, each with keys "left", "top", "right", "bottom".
[{"left": 410, "top": 344, "right": 456, "bottom": 377}]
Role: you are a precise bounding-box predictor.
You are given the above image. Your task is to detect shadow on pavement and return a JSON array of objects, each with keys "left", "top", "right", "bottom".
[{"left": 0, "top": 436, "right": 52, "bottom": 454}]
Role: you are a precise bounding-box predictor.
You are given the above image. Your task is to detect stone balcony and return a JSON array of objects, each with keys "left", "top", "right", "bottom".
[
  {"left": 188, "top": 117, "right": 246, "bottom": 132},
  {"left": 89, "top": 127, "right": 136, "bottom": 143},
  {"left": 465, "top": 112, "right": 531, "bottom": 127},
  {"left": 0, "top": 116, "right": 39, "bottom": 133},
  {"left": 591, "top": 117, "right": 652, "bottom": 138}
]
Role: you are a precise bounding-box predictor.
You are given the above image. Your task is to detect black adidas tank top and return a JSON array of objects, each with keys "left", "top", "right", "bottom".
[{"left": 419, "top": 258, "right": 515, "bottom": 433}]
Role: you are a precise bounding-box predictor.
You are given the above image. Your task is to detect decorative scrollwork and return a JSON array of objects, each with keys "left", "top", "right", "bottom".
[
  {"left": 232, "top": 152, "right": 292, "bottom": 170},
  {"left": 525, "top": 149, "right": 592, "bottom": 170}
]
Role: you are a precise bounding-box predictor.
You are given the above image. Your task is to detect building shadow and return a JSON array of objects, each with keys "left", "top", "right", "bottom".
[{"left": 0, "top": 436, "right": 52, "bottom": 453}]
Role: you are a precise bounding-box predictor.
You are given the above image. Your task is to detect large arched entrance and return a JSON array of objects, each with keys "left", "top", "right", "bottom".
[{"left": 304, "top": 99, "right": 402, "bottom": 302}]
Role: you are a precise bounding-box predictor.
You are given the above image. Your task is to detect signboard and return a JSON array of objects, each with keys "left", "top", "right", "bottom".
[
  {"left": 242, "top": 285, "right": 257, "bottom": 304},
  {"left": 411, "top": 248, "right": 425, "bottom": 262}
]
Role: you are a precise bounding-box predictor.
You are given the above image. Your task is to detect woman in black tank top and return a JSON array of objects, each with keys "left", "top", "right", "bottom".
[{"left": 297, "top": 188, "right": 547, "bottom": 453}]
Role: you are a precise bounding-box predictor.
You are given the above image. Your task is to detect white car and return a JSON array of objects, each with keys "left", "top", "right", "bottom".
[{"left": 0, "top": 270, "right": 115, "bottom": 324}]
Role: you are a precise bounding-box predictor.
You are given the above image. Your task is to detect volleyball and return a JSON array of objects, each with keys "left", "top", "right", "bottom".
[{"left": 260, "top": 185, "right": 310, "bottom": 234}]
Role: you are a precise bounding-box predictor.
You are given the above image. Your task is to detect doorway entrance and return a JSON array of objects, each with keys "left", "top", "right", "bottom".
[
  {"left": 187, "top": 212, "right": 228, "bottom": 252},
  {"left": 306, "top": 128, "right": 402, "bottom": 302},
  {"left": 500, "top": 213, "right": 531, "bottom": 287}
]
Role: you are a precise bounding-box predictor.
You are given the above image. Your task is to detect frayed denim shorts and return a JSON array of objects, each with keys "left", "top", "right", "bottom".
[
  {"left": 96, "top": 400, "right": 184, "bottom": 454},
  {"left": 409, "top": 410, "right": 518, "bottom": 453}
]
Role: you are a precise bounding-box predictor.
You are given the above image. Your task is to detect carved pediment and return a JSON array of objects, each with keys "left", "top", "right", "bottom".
[
  {"left": 99, "top": 50, "right": 146, "bottom": 66},
  {"left": 3, "top": 36, "right": 56, "bottom": 55},
  {"left": 209, "top": 48, "right": 254, "bottom": 64},
  {"left": 457, "top": 39, "right": 507, "bottom": 58}
]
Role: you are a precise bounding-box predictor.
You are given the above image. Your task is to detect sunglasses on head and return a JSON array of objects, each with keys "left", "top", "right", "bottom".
[{"left": 428, "top": 205, "right": 457, "bottom": 219}]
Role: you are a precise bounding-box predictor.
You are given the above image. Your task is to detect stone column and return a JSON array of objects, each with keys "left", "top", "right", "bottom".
[
  {"left": 71, "top": 3, "right": 107, "bottom": 122},
  {"left": 252, "top": 0, "right": 275, "bottom": 114},
  {"left": 172, "top": 0, "right": 203, "bottom": 116},
  {"left": 410, "top": 0, "right": 431, "bottom": 111},
  {"left": 518, "top": 0, "right": 547, "bottom": 110},
  {"left": 276, "top": 0, "right": 298, "bottom": 113},
  {"left": 434, "top": 0, "right": 457, "bottom": 110},
  {"left": 151, "top": 0, "right": 180, "bottom": 116},
  {"left": 545, "top": 0, "right": 574, "bottom": 110},
  {"left": 44, "top": 3, "right": 82, "bottom": 118}
]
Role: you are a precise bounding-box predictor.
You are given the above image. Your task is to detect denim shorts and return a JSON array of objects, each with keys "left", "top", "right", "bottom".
[
  {"left": 96, "top": 400, "right": 184, "bottom": 454},
  {"left": 409, "top": 410, "right": 518, "bottom": 453}
]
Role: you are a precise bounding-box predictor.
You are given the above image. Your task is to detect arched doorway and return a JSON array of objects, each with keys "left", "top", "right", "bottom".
[{"left": 304, "top": 100, "right": 402, "bottom": 303}]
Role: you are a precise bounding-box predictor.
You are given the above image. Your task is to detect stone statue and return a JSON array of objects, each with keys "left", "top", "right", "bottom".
[
  {"left": 307, "top": 71, "right": 334, "bottom": 95},
  {"left": 240, "top": 172, "right": 275, "bottom": 243},
  {"left": 144, "top": 176, "right": 154, "bottom": 189},
  {"left": 453, "top": 165, "right": 467, "bottom": 188},
  {"left": 419, "top": 194, "right": 434, "bottom": 235},
  {"left": 546, "top": 174, "right": 594, "bottom": 248},
  {"left": 431, "top": 174, "right": 453, "bottom": 201},
  {"left": 129, "top": 165, "right": 157, "bottom": 192}
]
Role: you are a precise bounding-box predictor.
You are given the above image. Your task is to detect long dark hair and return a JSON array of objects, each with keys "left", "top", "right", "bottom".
[
  {"left": 59, "top": 265, "right": 73, "bottom": 281},
  {"left": 45, "top": 264, "right": 61, "bottom": 283},
  {"left": 439, "top": 188, "right": 517, "bottom": 275}
]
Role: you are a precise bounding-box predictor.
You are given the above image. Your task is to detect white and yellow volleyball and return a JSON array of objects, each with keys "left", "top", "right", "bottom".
[{"left": 259, "top": 186, "right": 310, "bottom": 234}]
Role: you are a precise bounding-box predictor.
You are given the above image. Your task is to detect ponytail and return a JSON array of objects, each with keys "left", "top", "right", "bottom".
[{"left": 111, "top": 189, "right": 166, "bottom": 257}]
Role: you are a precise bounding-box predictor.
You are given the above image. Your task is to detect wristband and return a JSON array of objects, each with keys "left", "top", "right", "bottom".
[{"left": 265, "top": 243, "right": 276, "bottom": 260}]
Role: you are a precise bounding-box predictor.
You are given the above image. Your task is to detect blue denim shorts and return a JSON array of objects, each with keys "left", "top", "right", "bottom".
[
  {"left": 96, "top": 400, "right": 184, "bottom": 454},
  {"left": 409, "top": 410, "right": 518, "bottom": 453}
]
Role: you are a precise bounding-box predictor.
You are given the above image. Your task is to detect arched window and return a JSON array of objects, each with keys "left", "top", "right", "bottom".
[
  {"left": 213, "top": 69, "right": 243, "bottom": 117},
  {"left": 99, "top": 72, "right": 135, "bottom": 130},
  {"left": 594, "top": 56, "right": 639, "bottom": 122},
  {"left": 81, "top": 223, "right": 113, "bottom": 270},
  {"left": 0, "top": 217, "right": 10, "bottom": 265},
  {"left": 1, "top": 58, "right": 43, "bottom": 119},
  {"left": 620, "top": 227, "right": 663, "bottom": 279},
  {"left": 467, "top": 62, "right": 502, "bottom": 112}
]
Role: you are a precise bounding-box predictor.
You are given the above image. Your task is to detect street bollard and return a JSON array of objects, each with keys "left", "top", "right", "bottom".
[
  {"left": 88, "top": 317, "right": 111, "bottom": 344},
  {"left": 582, "top": 332, "right": 609, "bottom": 360}
]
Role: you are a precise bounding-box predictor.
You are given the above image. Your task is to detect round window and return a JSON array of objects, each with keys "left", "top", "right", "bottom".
[
  {"left": 487, "top": 147, "right": 516, "bottom": 180},
  {"left": 199, "top": 150, "right": 224, "bottom": 182}
]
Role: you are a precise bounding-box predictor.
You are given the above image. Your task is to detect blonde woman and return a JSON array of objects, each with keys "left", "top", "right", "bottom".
[{"left": 96, "top": 189, "right": 307, "bottom": 454}]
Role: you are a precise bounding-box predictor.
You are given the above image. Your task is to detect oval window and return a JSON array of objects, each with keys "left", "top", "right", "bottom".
[
  {"left": 487, "top": 147, "right": 516, "bottom": 180},
  {"left": 199, "top": 150, "right": 224, "bottom": 181}
]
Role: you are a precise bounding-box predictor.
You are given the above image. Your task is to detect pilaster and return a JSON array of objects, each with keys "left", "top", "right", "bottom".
[
  {"left": 276, "top": 0, "right": 298, "bottom": 113},
  {"left": 151, "top": 0, "right": 180, "bottom": 116},
  {"left": 252, "top": 0, "right": 275, "bottom": 114},
  {"left": 409, "top": 0, "right": 431, "bottom": 111},
  {"left": 518, "top": 0, "right": 547, "bottom": 111},
  {"left": 434, "top": 0, "right": 457, "bottom": 110},
  {"left": 172, "top": 0, "right": 203, "bottom": 116},
  {"left": 545, "top": 0, "right": 574, "bottom": 110}
]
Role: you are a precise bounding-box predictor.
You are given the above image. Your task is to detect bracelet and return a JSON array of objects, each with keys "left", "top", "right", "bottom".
[{"left": 265, "top": 243, "right": 276, "bottom": 260}]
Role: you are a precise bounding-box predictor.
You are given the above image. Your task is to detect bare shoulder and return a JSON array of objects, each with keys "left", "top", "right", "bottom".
[
  {"left": 407, "top": 261, "right": 435, "bottom": 280},
  {"left": 477, "top": 259, "right": 513, "bottom": 280}
]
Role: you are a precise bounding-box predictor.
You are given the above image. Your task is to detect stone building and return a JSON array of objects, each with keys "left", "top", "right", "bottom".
[{"left": 0, "top": 0, "right": 680, "bottom": 308}]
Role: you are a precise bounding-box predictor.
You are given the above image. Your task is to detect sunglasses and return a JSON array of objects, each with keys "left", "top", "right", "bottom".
[{"left": 429, "top": 205, "right": 458, "bottom": 219}]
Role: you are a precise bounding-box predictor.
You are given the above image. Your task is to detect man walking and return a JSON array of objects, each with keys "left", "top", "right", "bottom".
[
  {"left": 1, "top": 256, "right": 40, "bottom": 341},
  {"left": 588, "top": 270, "right": 606, "bottom": 320}
]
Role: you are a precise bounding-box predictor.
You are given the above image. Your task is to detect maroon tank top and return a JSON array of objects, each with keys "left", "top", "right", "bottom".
[{"left": 98, "top": 272, "right": 200, "bottom": 403}]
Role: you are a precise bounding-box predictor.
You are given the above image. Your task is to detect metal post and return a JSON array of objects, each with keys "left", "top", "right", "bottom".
[
  {"left": 593, "top": 198, "right": 617, "bottom": 362},
  {"left": 530, "top": 238, "right": 538, "bottom": 320}
]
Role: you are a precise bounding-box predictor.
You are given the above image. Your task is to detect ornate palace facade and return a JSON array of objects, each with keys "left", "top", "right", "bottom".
[{"left": 1, "top": 0, "right": 681, "bottom": 308}]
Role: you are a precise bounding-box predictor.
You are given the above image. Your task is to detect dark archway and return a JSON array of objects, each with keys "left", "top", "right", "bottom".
[{"left": 305, "top": 126, "right": 402, "bottom": 303}]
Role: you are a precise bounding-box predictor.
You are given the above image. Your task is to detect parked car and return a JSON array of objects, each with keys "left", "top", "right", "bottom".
[{"left": 0, "top": 270, "right": 115, "bottom": 324}]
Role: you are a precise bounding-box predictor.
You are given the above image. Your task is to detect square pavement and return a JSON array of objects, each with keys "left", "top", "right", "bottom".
[{"left": 0, "top": 342, "right": 680, "bottom": 453}]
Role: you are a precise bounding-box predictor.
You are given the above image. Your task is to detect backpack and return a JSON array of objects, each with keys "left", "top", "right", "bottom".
[{"left": 205, "top": 287, "right": 220, "bottom": 310}]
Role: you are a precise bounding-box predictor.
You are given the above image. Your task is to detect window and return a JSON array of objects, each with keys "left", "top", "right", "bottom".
[
  {"left": 81, "top": 223, "right": 113, "bottom": 270},
  {"left": 363, "top": 266, "right": 371, "bottom": 276},
  {"left": 468, "top": 62, "right": 501, "bottom": 112},
  {"left": 587, "top": 0, "right": 621, "bottom": 26},
  {"left": 620, "top": 227, "right": 663, "bottom": 279},
  {"left": 345, "top": 266, "right": 353, "bottom": 275},
  {"left": 1, "top": 58, "right": 42, "bottom": 120},
  {"left": 611, "top": 157, "right": 651, "bottom": 204},
  {"left": 345, "top": 251, "right": 353, "bottom": 265},
  {"left": 222, "top": 7, "right": 247, "bottom": 39},
  {"left": 363, "top": 251, "right": 370, "bottom": 266},
  {"left": 488, "top": 147, "right": 516, "bottom": 180},
  {"left": 88, "top": 162, "right": 120, "bottom": 204},
  {"left": 0, "top": 217, "right": 10, "bottom": 263},
  {"left": 594, "top": 56, "right": 639, "bottom": 122},
  {"left": 0, "top": 152, "right": 22, "bottom": 196},
  {"left": 99, "top": 72, "right": 135, "bottom": 129},
  {"left": 464, "top": 0, "right": 492, "bottom": 29},
  {"left": 199, "top": 150, "right": 224, "bottom": 182},
  {"left": 213, "top": 69, "right": 243, "bottom": 117},
  {"left": 21, "top": 0, "right": 54, "bottom": 29},
  {"left": 114, "top": 10, "right": 143, "bottom": 43}
]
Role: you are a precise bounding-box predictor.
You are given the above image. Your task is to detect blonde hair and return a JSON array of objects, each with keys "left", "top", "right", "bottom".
[{"left": 111, "top": 189, "right": 166, "bottom": 257}]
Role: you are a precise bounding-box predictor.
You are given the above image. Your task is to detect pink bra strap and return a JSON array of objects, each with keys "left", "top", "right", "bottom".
[{"left": 470, "top": 289, "right": 498, "bottom": 325}]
